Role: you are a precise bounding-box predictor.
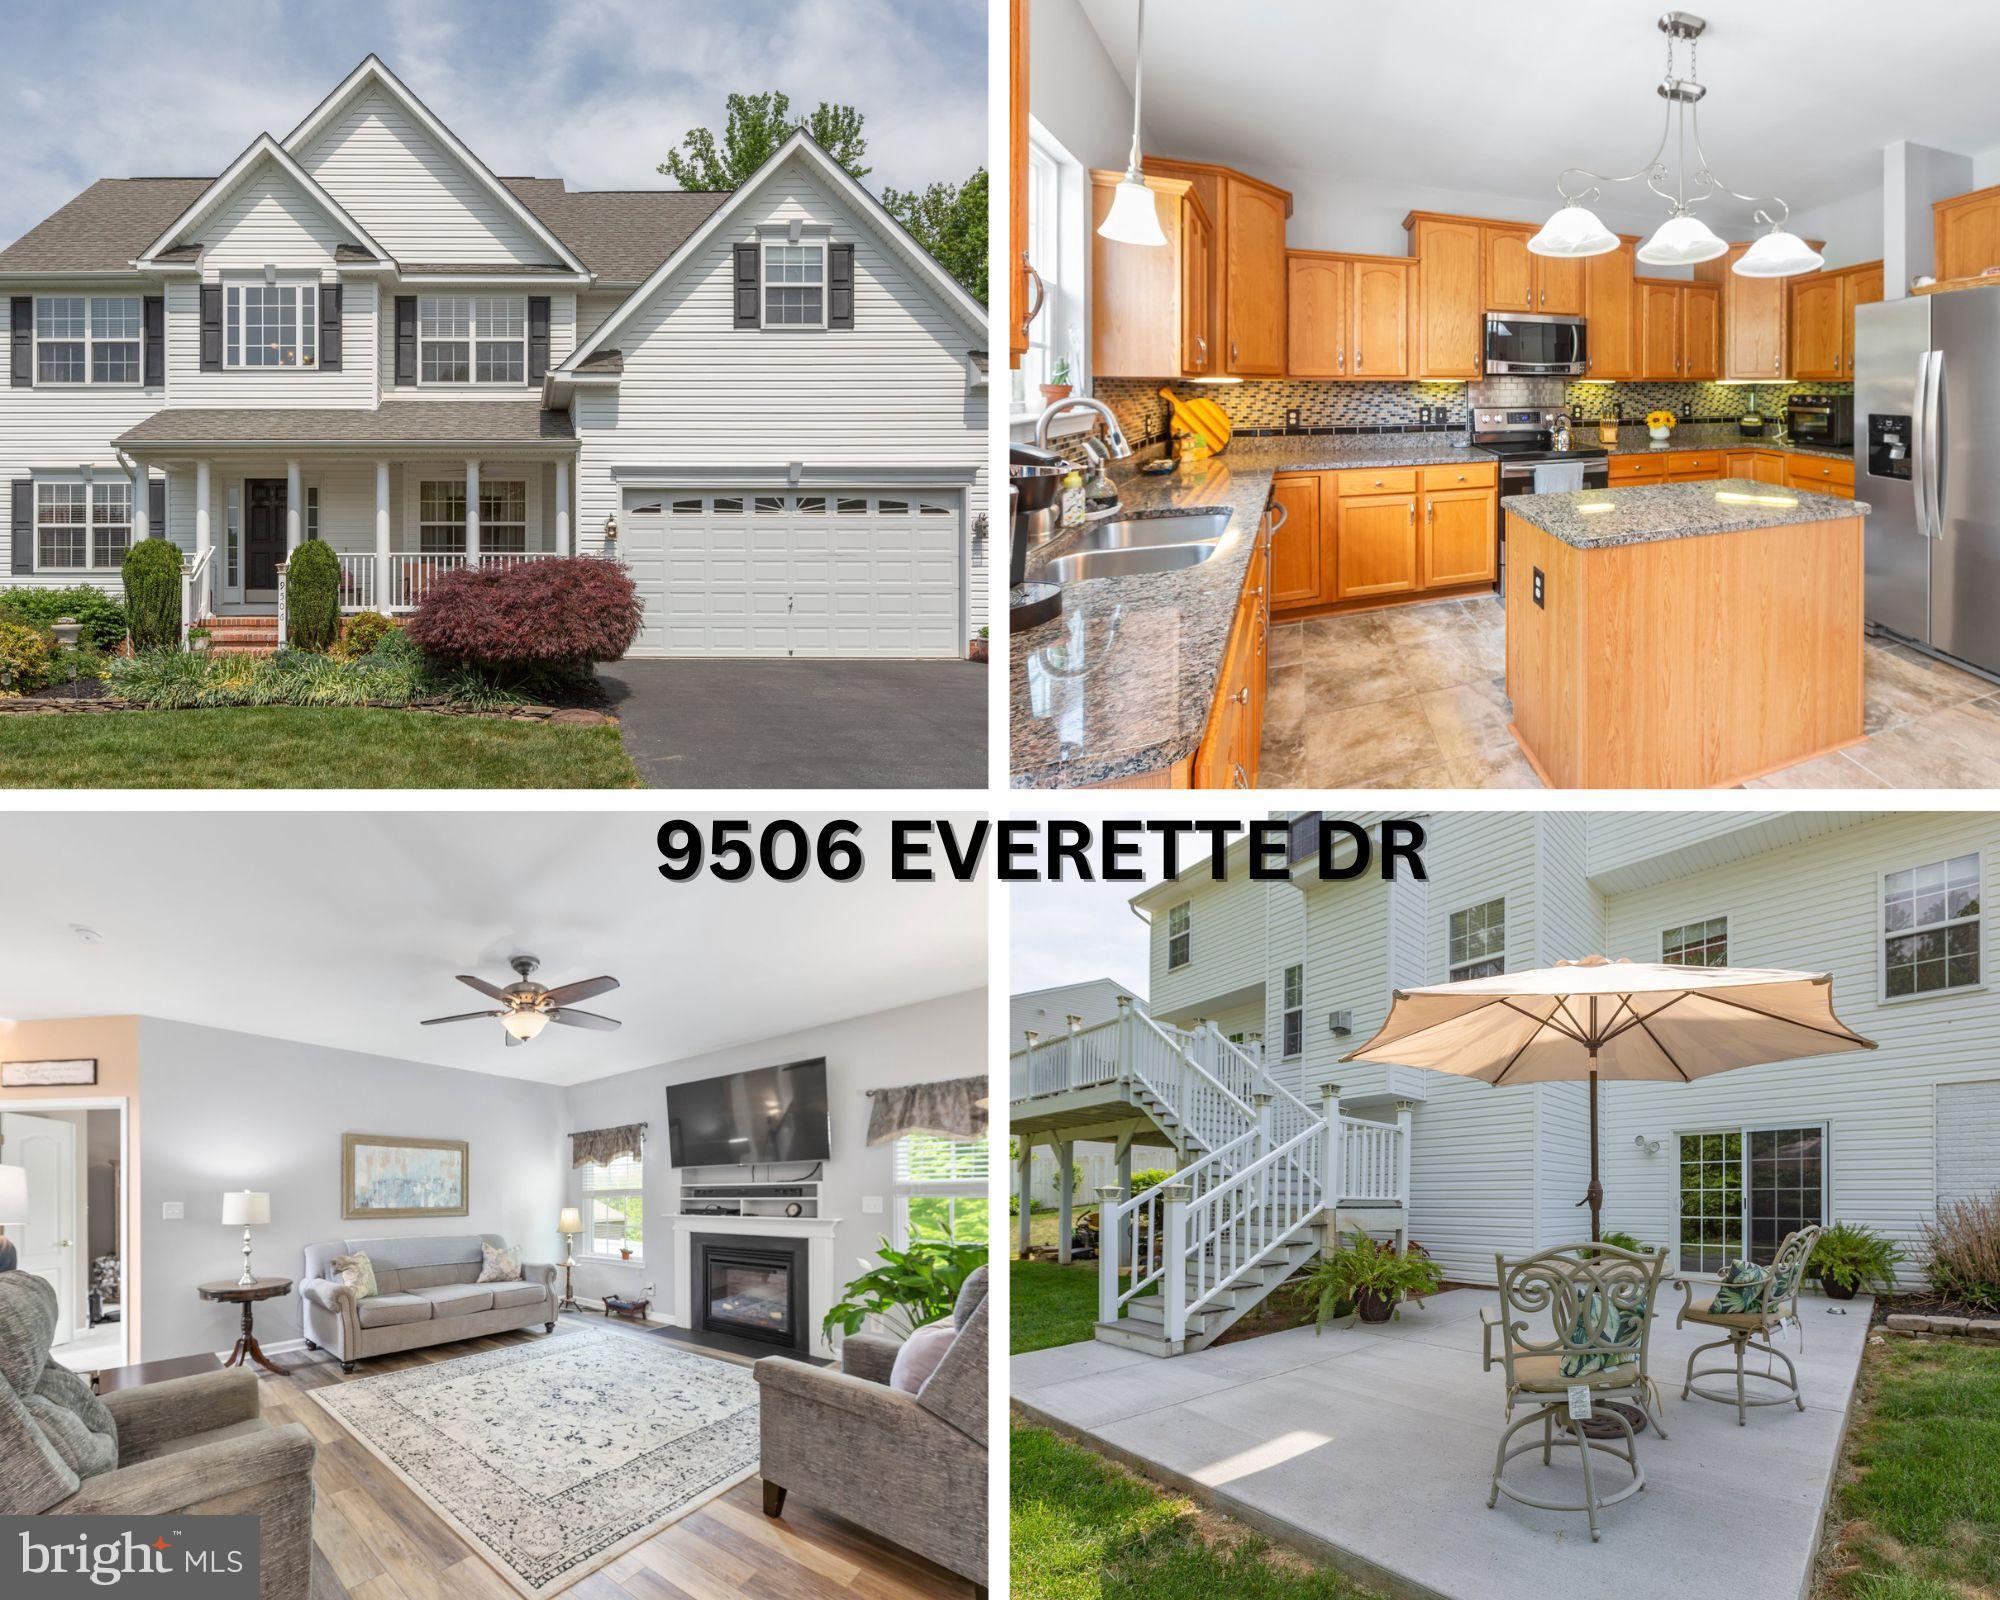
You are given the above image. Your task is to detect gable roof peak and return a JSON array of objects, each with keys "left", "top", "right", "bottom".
[{"left": 136, "top": 131, "right": 392, "bottom": 265}]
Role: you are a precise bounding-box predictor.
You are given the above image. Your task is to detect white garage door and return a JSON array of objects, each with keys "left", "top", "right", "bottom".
[
  {"left": 620, "top": 489, "right": 962, "bottom": 657},
  {"left": 1937, "top": 1079, "right": 2000, "bottom": 1205}
]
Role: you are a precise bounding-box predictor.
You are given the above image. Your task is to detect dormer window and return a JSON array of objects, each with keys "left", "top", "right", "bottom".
[
  {"left": 763, "top": 242, "right": 826, "bottom": 327},
  {"left": 225, "top": 279, "right": 317, "bottom": 368},
  {"left": 419, "top": 295, "right": 526, "bottom": 384}
]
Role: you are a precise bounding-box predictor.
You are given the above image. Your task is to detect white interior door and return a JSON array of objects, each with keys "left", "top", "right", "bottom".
[{"left": 2, "top": 1111, "right": 78, "bottom": 1344}]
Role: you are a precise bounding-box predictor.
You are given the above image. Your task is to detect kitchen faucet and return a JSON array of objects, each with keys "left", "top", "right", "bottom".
[{"left": 1035, "top": 395, "right": 1134, "bottom": 459}]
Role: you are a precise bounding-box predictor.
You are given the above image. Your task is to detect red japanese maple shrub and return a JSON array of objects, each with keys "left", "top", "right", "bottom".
[{"left": 406, "top": 557, "right": 642, "bottom": 683}]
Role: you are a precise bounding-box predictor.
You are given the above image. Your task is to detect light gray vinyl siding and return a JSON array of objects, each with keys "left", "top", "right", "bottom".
[
  {"left": 1261, "top": 883, "right": 1308, "bottom": 1102},
  {"left": 167, "top": 278, "right": 378, "bottom": 408},
  {"left": 189, "top": 164, "right": 348, "bottom": 267},
  {"left": 1534, "top": 813, "right": 1599, "bottom": 1248},
  {"left": 376, "top": 290, "right": 572, "bottom": 403},
  {"left": 1937, "top": 1080, "right": 2000, "bottom": 1206},
  {"left": 574, "top": 291, "right": 626, "bottom": 347},
  {"left": 1150, "top": 867, "right": 1272, "bottom": 1021}
]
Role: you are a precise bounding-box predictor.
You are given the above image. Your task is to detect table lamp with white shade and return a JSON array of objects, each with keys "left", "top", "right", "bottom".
[
  {"left": 558, "top": 1206, "right": 582, "bottom": 1312},
  {"left": 222, "top": 1190, "right": 270, "bottom": 1286},
  {"left": 0, "top": 1164, "right": 26, "bottom": 1273}
]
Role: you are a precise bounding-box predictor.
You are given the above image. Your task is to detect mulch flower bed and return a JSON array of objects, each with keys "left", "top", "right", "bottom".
[
  {"left": 1874, "top": 1293, "right": 2000, "bottom": 1337},
  {"left": 0, "top": 692, "right": 615, "bottom": 725}
]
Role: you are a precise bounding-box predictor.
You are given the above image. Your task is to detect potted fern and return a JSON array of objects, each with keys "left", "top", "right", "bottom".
[
  {"left": 822, "top": 1236, "right": 988, "bottom": 1342},
  {"left": 1809, "top": 1220, "right": 1902, "bottom": 1300},
  {"left": 1295, "top": 1232, "right": 1442, "bottom": 1326}
]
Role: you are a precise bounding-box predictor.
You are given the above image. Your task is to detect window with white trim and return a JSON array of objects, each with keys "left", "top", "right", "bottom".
[
  {"left": 304, "top": 485, "right": 321, "bottom": 542},
  {"left": 418, "top": 295, "right": 526, "bottom": 383},
  {"left": 1282, "top": 964, "right": 1305, "bottom": 1059},
  {"left": 894, "top": 1133, "right": 989, "bottom": 1246},
  {"left": 1011, "top": 137, "right": 1062, "bottom": 415},
  {"left": 762, "top": 242, "right": 826, "bottom": 327},
  {"left": 1448, "top": 897, "right": 1506, "bottom": 981},
  {"left": 35, "top": 296, "right": 142, "bottom": 385},
  {"left": 225, "top": 484, "right": 240, "bottom": 588},
  {"left": 417, "top": 479, "right": 528, "bottom": 554},
  {"left": 225, "top": 280, "right": 316, "bottom": 368},
  {"left": 1167, "top": 902, "right": 1191, "bottom": 970},
  {"left": 1883, "top": 853, "right": 1981, "bottom": 998},
  {"left": 579, "top": 1152, "right": 643, "bottom": 1261},
  {"left": 34, "top": 480, "right": 130, "bottom": 570},
  {"left": 1663, "top": 916, "right": 1728, "bottom": 967}
]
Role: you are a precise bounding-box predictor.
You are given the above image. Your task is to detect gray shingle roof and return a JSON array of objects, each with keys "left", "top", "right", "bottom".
[
  {"left": 397, "top": 262, "right": 574, "bottom": 275},
  {"left": 573, "top": 349, "right": 624, "bottom": 375},
  {"left": 115, "top": 402, "right": 574, "bottom": 447},
  {"left": 501, "top": 182, "right": 731, "bottom": 284},
  {"left": 0, "top": 178, "right": 210, "bottom": 273}
]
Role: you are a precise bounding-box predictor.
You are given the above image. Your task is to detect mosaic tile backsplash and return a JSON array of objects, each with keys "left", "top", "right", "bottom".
[{"left": 1095, "top": 375, "right": 1854, "bottom": 445}]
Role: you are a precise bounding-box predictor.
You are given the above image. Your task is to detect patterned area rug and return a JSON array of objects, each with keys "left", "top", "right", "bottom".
[{"left": 309, "top": 1326, "right": 760, "bottom": 1596}]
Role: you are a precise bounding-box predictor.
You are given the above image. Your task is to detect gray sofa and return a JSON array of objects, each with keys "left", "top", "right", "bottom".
[
  {"left": 0, "top": 1271, "right": 318, "bottom": 1598},
  {"left": 299, "top": 1233, "right": 557, "bottom": 1371},
  {"left": 755, "top": 1265, "right": 988, "bottom": 1593}
]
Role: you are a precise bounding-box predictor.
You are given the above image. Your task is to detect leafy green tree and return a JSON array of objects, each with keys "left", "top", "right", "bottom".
[
  {"left": 659, "top": 91, "right": 870, "bottom": 188},
  {"left": 884, "top": 168, "right": 988, "bottom": 301}
]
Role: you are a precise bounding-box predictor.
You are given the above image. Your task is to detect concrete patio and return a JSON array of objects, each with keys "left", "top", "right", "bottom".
[{"left": 1012, "top": 1284, "right": 1873, "bottom": 1600}]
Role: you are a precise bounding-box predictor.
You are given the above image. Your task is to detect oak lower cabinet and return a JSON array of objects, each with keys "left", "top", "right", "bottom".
[
  {"left": 1192, "top": 509, "right": 1272, "bottom": 789},
  {"left": 1725, "top": 449, "right": 1788, "bottom": 484},
  {"left": 1337, "top": 493, "right": 1420, "bottom": 600},
  {"left": 1267, "top": 471, "right": 1322, "bottom": 607},
  {"left": 1422, "top": 483, "right": 1497, "bottom": 588},
  {"left": 1785, "top": 454, "right": 1855, "bottom": 498},
  {"left": 1666, "top": 450, "right": 1723, "bottom": 481},
  {"left": 1271, "top": 463, "right": 1496, "bottom": 616}
]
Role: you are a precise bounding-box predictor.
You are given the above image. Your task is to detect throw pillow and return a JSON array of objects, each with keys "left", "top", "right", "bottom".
[
  {"left": 1710, "top": 1259, "right": 1771, "bottom": 1315},
  {"left": 888, "top": 1321, "right": 958, "bottom": 1395},
  {"left": 478, "top": 1242, "right": 522, "bottom": 1283},
  {"left": 1557, "top": 1290, "right": 1647, "bottom": 1378},
  {"left": 330, "top": 1252, "right": 378, "bottom": 1300}
]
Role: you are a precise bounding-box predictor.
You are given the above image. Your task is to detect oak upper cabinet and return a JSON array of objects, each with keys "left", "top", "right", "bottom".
[
  {"left": 1536, "top": 252, "right": 1585, "bottom": 316},
  {"left": 1697, "top": 242, "right": 1789, "bottom": 381},
  {"left": 1335, "top": 493, "right": 1420, "bottom": 601},
  {"left": 1268, "top": 472, "right": 1322, "bottom": 612},
  {"left": 1789, "top": 260, "right": 1883, "bottom": 381},
  {"left": 1405, "top": 213, "right": 1484, "bottom": 378},
  {"left": 1181, "top": 194, "right": 1214, "bottom": 375},
  {"left": 1148, "top": 159, "right": 1293, "bottom": 378},
  {"left": 1682, "top": 282, "right": 1721, "bottom": 380},
  {"left": 1484, "top": 225, "right": 1536, "bottom": 312},
  {"left": 1286, "top": 254, "right": 1348, "bottom": 378},
  {"left": 1287, "top": 252, "right": 1411, "bottom": 378},
  {"left": 1841, "top": 263, "right": 1884, "bottom": 375},
  {"left": 1090, "top": 172, "right": 1204, "bottom": 379},
  {"left": 1008, "top": 0, "right": 1032, "bottom": 368},
  {"left": 1581, "top": 237, "right": 1638, "bottom": 379},
  {"left": 1350, "top": 257, "right": 1413, "bottom": 377},
  {"left": 1935, "top": 183, "right": 2000, "bottom": 281},
  {"left": 1638, "top": 280, "right": 1682, "bottom": 379}
]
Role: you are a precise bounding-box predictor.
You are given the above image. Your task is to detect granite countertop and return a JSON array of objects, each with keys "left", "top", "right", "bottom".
[
  {"left": 1592, "top": 422, "right": 1852, "bottom": 461},
  {"left": 1506, "top": 478, "right": 1870, "bottom": 549},
  {"left": 1009, "top": 435, "right": 1494, "bottom": 789}
]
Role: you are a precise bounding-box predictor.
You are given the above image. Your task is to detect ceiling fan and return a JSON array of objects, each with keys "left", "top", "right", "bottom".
[{"left": 420, "top": 956, "right": 621, "bottom": 1046}]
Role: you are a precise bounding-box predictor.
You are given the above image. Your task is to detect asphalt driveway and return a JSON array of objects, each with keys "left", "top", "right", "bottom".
[{"left": 597, "top": 658, "right": 988, "bottom": 788}]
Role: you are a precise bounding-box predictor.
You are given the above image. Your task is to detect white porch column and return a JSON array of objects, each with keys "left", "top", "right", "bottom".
[
  {"left": 1016, "top": 1138, "right": 1033, "bottom": 1257},
  {"left": 464, "top": 458, "right": 481, "bottom": 563},
  {"left": 285, "top": 459, "right": 301, "bottom": 552},
  {"left": 1056, "top": 1139, "right": 1075, "bottom": 1266},
  {"left": 131, "top": 463, "right": 146, "bottom": 544},
  {"left": 374, "top": 461, "right": 391, "bottom": 612},
  {"left": 194, "top": 461, "right": 212, "bottom": 609},
  {"left": 554, "top": 458, "right": 571, "bottom": 556}
]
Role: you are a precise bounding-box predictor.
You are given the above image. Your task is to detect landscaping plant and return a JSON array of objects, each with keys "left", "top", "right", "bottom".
[
  {"left": 822, "top": 1235, "right": 988, "bottom": 1342},
  {"left": 284, "top": 538, "right": 341, "bottom": 651},
  {"left": 121, "top": 538, "right": 184, "bottom": 652},
  {"left": 1921, "top": 1191, "right": 2000, "bottom": 1311},
  {"left": 335, "top": 610, "right": 400, "bottom": 659},
  {"left": 0, "top": 618, "right": 57, "bottom": 695},
  {"left": 0, "top": 586, "right": 127, "bottom": 652},
  {"left": 1293, "top": 1232, "right": 1441, "bottom": 1328},
  {"left": 406, "top": 557, "right": 641, "bottom": 687},
  {"left": 1809, "top": 1220, "right": 1903, "bottom": 1298},
  {"left": 107, "top": 641, "right": 526, "bottom": 712}
]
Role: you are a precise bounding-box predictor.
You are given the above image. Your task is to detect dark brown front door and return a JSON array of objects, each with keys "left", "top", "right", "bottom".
[{"left": 245, "top": 479, "right": 287, "bottom": 591}]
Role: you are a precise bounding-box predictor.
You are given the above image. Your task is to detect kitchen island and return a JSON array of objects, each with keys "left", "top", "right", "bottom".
[{"left": 1505, "top": 479, "right": 1870, "bottom": 788}]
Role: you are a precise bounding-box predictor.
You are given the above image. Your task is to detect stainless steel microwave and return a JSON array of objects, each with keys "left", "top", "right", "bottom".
[{"left": 1483, "top": 312, "right": 1588, "bottom": 376}]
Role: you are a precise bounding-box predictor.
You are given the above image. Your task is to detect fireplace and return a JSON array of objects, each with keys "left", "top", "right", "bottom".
[{"left": 689, "top": 1233, "right": 808, "bottom": 1354}]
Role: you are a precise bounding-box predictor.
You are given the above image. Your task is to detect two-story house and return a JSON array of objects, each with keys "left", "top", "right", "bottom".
[{"left": 1, "top": 56, "right": 987, "bottom": 657}]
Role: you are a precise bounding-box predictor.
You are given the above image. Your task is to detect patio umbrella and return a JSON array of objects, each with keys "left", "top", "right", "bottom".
[{"left": 1340, "top": 955, "right": 1874, "bottom": 1241}]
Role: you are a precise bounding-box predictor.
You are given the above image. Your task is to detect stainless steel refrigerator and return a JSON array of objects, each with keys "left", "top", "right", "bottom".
[{"left": 1857, "top": 291, "right": 2000, "bottom": 676}]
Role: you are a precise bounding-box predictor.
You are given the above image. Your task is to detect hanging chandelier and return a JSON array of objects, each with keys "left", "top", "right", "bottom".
[{"left": 1529, "top": 12, "right": 1823, "bottom": 278}]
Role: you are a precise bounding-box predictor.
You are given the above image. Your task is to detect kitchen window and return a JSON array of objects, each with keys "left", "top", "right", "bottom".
[
  {"left": 762, "top": 243, "right": 825, "bottom": 327},
  {"left": 417, "top": 479, "right": 529, "bottom": 553},
  {"left": 1449, "top": 897, "right": 1506, "bottom": 980},
  {"left": 893, "top": 1133, "right": 989, "bottom": 1248},
  {"left": 35, "top": 479, "right": 129, "bottom": 570},
  {"left": 418, "top": 295, "right": 527, "bottom": 384},
  {"left": 1012, "top": 133, "right": 1065, "bottom": 418},
  {"left": 1883, "top": 853, "right": 1981, "bottom": 998},
  {"left": 35, "top": 296, "right": 142, "bottom": 385},
  {"left": 579, "top": 1152, "right": 643, "bottom": 1262},
  {"left": 1282, "top": 964, "right": 1304, "bottom": 1059},
  {"left": 226, "top": 281, "right": 316, "bottom": 368},
  {"left": 1167, "top": 902, "right": 1191, "bottom": 970},
  {"left": 1663, "top": 916, "right": 1728, "bottom": 967}
]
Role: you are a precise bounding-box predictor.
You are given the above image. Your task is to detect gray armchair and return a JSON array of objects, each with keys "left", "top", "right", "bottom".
[
  {"left": 0, "top": 1272, "right": 316, "bottom": 1599},
  {"left": 755, "top": 1264, "right": 987, "bottom": 1594}
]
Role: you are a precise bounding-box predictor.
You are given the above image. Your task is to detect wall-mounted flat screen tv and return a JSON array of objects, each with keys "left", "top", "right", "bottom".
[{"left": 666, "top": 1057, "right": 831, "bottom": 1167}]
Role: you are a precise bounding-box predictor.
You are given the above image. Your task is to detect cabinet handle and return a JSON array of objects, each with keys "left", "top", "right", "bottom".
[
  {"left": 1231, "top": 341, "right": 1239, "bottom": 362},
  {"left": 1196, "top": 334, "right": 1208, "bottom": 364},
  {"left": 1020, "top": 256, "right": 1046, "bottom": 339},
  {"left": 1427, "top": 502, "right": 1435, "bottom": 525},
  {"left": 1408, "top": 502, "right": 1415, "bottom": 526},
  {"left": 1235, "top": 687, "right": 1250, "bottom": 705},
  {"left": 1232, "top": 763, "right": 1250, "bottom": 789}
]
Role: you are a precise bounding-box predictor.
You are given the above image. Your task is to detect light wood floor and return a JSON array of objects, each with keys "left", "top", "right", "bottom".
[{"left": 253, "top": 1313, "right": 979, "bottom": 1600}]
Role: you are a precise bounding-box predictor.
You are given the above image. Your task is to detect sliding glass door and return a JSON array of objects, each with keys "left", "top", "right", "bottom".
[{"left": 1676, "top": 1124, "right": 1825, "bottom": 1275}]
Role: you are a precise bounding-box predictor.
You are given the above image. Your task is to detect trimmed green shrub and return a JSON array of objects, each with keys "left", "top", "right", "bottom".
[
  {"left": 335, "top": 610, "right": 400, "bottom": 659},
  {"left": 0, "top": 586, "right": 128, "bottom": 652},
  {"left": 121, "top": 538, "right": 184, "bottom": 652},
  {"left": 1129, "top": 1169, "right": 1173, "bottom": 1196},
  {"left": 285, "top": 539, "right": 341, "bottom": 651},
  {"left": 0, "top": 619, "right": 57, "bottom": 694},
  {"left": 106, "top": 644, "right": 526, "bottom": 711}
]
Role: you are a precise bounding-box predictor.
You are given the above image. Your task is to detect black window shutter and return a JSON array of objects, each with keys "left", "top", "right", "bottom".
[
  {"left": 828, "top": 243, "right": 855, "bottom": 329},
  {"left": 10, "top": 297, "right": 31, "bottom": 388},
  {"left": 733, "top": 243, "right": 761, "bottom": 328},
  {"left": 11, "top": 480, "right": 32, "bottom": 574},
  {"left": 320, "top": 284, "right": 342, "bottom": 372},
  {"left": 527, "top": 296, "right": 550, "bottom": 380},
  {"left": 143, "top": 296, "right": 165, "bottom": 386},
  {"left": 199, "top": 283, "right": 223, "bottom": 371},
  {"left": 395, "top": 295, "right": 417, "bottom": 385},
  {"left": 148, "top": 476, "right": 166, "bottom": 538}
]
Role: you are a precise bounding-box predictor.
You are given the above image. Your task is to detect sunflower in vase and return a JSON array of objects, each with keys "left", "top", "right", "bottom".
[{"left": 1645, "top": 409, "right": 1677, "bottom": 442}]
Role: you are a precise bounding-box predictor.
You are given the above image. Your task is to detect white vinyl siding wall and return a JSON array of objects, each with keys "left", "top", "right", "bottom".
[
  {"left": 377, "top": 291, "right": 575, "bottom": 401},
  {"left": 1149, "top": 867, "right": 1272, "bottom": 1021},
  {"left": 190, "top": 165, "right": 349, "bottom": 268},
  {"left": 1533, "top": 813, "right": 1601, "bottom": 1250},
  {"left": 164, "top": 278, "right": 378, "bottom": 408}
]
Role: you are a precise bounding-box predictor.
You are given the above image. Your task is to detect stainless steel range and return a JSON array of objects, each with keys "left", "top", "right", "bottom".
[{"left": 1470, "top": 407, "right": 1609, "bottom": 593}]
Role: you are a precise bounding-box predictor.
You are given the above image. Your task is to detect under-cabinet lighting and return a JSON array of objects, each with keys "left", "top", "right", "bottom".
[{"left": 1185, "top": 376, "right": 1244, "bottom": 385}]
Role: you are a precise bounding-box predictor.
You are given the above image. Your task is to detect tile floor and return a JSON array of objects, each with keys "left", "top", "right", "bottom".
[{"left": 1260, "top": 594, "right": 2000, "bottom": 788}]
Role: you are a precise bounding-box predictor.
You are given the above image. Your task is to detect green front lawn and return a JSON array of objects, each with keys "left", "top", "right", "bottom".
[
  {"left": 0, "top": 707, "right": 642, "bottom": 788},
  {"left": 1012, "top": 1419, "right": 1377, "bottom": 1600},
  {"left": 1013, "top": 1259, "right": 1103, "bottom": 1355},
  {"left": 1815, "top": 1337, "right": 2000, "bottom": 1599}
]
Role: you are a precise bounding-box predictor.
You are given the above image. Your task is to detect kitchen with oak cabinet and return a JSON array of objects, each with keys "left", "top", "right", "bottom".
[{"left": 1012, "top": 0, "right": 2000, "bottom": 790}]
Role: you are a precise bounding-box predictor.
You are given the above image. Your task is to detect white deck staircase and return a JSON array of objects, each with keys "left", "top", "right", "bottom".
[{"left": 1011, "top": 1002, "right": 1410, "bottom": 1357}]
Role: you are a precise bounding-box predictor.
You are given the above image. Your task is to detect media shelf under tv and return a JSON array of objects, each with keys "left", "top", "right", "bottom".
[{"left": 670, "top": 1166, "right": 825, "bottom": 1220}]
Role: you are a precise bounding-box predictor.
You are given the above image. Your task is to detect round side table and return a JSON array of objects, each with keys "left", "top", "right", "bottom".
[{"left": 197, "top": 1277, "right": 294, "bottom": 1374}]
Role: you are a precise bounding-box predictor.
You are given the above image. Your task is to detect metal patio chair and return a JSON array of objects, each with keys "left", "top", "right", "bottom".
[{"left": 1675, "top": 1224, "right": 1821, "bottom": 1425}]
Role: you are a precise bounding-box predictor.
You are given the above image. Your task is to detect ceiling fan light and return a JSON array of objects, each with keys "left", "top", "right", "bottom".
[
  {"left": 501, "top": 1008, "right": 549, "bottom": 1041},
  {"left": 1734, "top": 228, "right": 1824, "bottom": 278},
  {"left": 1529, "top": 205, "right": 1618, "bottom": 258},
  {"left": 1637, "top": 211, "right": 1728, "bottom": 266},
  {"left": 1098, "top": 174, "right": 1167, "bottom": 247}
]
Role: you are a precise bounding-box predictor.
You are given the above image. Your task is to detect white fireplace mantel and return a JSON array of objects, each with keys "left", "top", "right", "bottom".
[{"left": 669, "top": 1212, "right": 844, "bottom": 1358}]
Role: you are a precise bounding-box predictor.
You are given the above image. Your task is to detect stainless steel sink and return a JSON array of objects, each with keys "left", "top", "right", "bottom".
[
  {"left": 1044, "top": 540, "right": 1221, "bottom": 582},
  {"left": 1064, "top": 510, "right": 1234, "bottom": 552}
]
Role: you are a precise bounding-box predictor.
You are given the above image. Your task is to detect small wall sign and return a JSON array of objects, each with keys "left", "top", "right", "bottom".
[{"left": 1, "top": 1058, "right": 98, "bottom": 1088}]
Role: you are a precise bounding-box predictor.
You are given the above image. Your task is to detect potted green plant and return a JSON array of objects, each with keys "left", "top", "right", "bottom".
[
  {"left": 1295, "top": 1232, "right": 1442, "bottom": 1327},
  {"left": 969, "top": 625, "right": 989, "bottom": 663},
  {"left": 1808, "top": 1220, "right": 1902, "bottom": 1300},
  {"left": 187, "top": 626, "right": 212, "bottom": 654},
  {"left": 1040, "top": 358, "right": 1073, "bottom": 405},
  {"left": 823, "top": 1236, "right": 988, "bottom": 1342}
]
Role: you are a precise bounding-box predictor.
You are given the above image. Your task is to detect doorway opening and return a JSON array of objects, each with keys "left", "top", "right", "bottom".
[{"left": 0, "top": 1099, "right": 130, "bottom": 1372}]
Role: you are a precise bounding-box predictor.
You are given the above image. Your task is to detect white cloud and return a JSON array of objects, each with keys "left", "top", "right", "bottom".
[{"left": 1009, "top": 841, "right": 1165, "bottom": 1002}]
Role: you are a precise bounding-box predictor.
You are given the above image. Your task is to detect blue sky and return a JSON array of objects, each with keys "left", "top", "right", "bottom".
[{"left": 0, "top": 0, "right": 985, "bottom": 247}]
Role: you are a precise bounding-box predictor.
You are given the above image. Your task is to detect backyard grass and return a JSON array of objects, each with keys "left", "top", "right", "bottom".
[
  {"left": 1011, "top": 1418, "right": 1378, "bottom": 1600},
  {"left": 0, "top": 708, "right": 642, "bottom": 787},
  {"left": 1013, "top": 1259, "right": 1103, "bottom": 1355},
  {"left": 1814, "top": 1335, "right": 2000, "bottom": 1600}
]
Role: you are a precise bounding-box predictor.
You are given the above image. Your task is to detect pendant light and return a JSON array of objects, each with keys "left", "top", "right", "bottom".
[
  {"left": 1530, "top": 13, "right": 1822, "bottom": 278},
  {"left": 1097, "top": 0, "right": 1166, "bottom": 247}
]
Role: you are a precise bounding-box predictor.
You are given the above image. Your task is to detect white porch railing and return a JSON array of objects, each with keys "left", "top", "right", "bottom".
[
  {"left": 1339, "top": 1116, "right": 1406, "bottom": 1203},
  {"left": 338, "top": 553, "right": 376, "bottom": 613},
  {"left": 378, "top": 551, "right": 559, "bottom": 613},
  {"left": 178, "top": 547, "right": 215, "bottom": 646}
]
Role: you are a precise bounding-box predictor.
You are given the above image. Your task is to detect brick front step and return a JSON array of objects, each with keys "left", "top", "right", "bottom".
[{"left": 194, "top": 616, "right": 281, "bottom": 657}]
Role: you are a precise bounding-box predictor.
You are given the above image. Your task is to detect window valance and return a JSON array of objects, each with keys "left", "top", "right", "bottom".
[
  {"left": 865, "top": 1076, "right": 987, "bottom": 1146},
  {"left": 570, "top": 1122, "right": 647, "bottom": 1169}
]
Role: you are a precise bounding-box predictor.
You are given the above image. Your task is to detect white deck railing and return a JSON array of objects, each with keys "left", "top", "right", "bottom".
[
  {"left": 337, "top": 553, "right": 376, "bottom": 613},
  {"left": 378, "top": 551, "right": 559, "bottom": 613}
]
